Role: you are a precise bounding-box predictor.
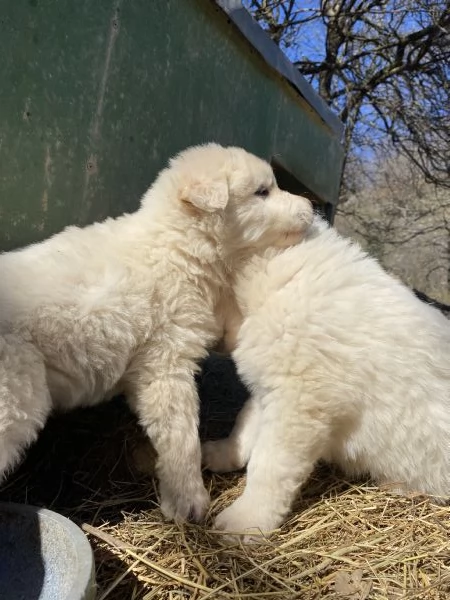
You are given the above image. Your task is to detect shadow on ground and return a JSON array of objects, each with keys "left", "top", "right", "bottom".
[{"left": 0, "top": 353, "right": 350, "bottom": 599}]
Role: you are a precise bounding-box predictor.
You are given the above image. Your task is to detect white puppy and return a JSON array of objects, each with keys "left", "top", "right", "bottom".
[
  {"left": 203, "top": 215, "right": 450, "bottom": 540},
  {"left": 0, "top": 143, "right": 313, "bottom": 522}
]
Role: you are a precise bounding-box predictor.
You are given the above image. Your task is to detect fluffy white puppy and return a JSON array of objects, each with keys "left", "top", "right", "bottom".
[
  {"left": 0, "top": 143, "right": 313, "bottom": 521},
  {"left": 203, "top": 215, "right": 450, "bottom": 540}
]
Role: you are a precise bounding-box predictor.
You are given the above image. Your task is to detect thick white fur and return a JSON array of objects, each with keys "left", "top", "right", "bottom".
[
  {"left": 0, "top": 143, "right": 313, "bottom": 522},
  {"left": 203, "top": 215, "right": 450, "bottom": 541}
]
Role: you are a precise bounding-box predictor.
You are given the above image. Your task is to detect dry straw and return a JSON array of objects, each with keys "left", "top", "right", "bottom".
[
  {"left": 1, "top": 395, "right": 449, "bottom": 599},
  {"left": 82, "top": 464, "right": 450, "bottom": 600},
  {"left": 79, "top": 469, "right": 450, "bottom": 600}
]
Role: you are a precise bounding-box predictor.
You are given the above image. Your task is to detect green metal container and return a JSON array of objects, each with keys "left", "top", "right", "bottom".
[{"left": 0, "top": 0, "right": 344, "bottom": 252}]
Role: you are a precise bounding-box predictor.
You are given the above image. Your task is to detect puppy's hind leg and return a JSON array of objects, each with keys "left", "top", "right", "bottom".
[
  {"left": 202, "top": 395, "right": 262, "bottom": 473},
  {"left": 0, "top": 335, "right": 52, "bottom": 482},
  {"left": 214, "top": 387, "right": 332, "bottom": 542}
]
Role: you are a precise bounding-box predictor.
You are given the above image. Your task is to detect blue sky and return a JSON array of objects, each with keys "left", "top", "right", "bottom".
[{"left": 242, "top": 1, "right": 449, "bottom": 168}]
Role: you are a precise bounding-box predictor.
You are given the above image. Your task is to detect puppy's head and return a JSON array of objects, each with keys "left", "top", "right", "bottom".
[
  {"left": 142, "top": 143, "right": 313, "bottom": 256},
  {"left": 222, "top": 147, "right": 314, "bottom": 253}
]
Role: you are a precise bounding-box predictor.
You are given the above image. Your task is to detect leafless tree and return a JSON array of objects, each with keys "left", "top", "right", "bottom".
[
  {"left": 335, "top": 154, "right": 450, "bottom": 300},
  {"left": 244, "top": 0, "right": 450, "bottom": 190}
]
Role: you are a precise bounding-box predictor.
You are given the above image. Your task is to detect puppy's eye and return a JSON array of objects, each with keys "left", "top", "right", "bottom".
[{"left": 255, "top": 187, "right": 270, "bottom": 198}]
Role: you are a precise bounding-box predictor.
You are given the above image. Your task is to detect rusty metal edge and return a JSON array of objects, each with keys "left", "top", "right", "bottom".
[{"left": 213, "top": 0, "right": 344, "bottom": 139}]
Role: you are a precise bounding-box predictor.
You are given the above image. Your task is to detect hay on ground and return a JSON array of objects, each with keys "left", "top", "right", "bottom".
[{"left": 1, "top": 356, "right": 449, "bottom": 599}]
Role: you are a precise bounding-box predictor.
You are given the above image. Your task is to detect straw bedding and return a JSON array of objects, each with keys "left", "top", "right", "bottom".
[{"left": 1, "top": 355, "right": 449, "bottom": 599}]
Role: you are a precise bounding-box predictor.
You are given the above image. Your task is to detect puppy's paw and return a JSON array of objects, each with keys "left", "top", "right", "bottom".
[
  {"left": 160, "top": 480, "right": 210, "bottom": 523},
  {"left": 202, "top": 439, "right": 241, "bottom": 473},
  {"left": 213, "top": 496, "right": 280, "bottom": 544}
]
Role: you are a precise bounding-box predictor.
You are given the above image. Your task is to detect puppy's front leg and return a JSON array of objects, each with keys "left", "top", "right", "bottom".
[
  {"left": 214, "top": 388, "right": 332, "bottom": 542},
  {"left": 127, "top": 359, "right": 209, "bottom": 523}
]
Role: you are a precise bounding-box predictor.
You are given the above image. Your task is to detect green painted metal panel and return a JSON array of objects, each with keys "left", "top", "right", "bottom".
[{"left": 0, "top": 0, "right": 344, "bottom": 251}]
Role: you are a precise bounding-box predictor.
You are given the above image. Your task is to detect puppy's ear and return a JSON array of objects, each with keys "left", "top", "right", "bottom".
[{"left": 180, "top": 178, "right": 229, "bottom": 213}]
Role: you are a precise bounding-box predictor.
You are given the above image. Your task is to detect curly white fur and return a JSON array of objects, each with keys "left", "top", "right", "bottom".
[
  {"left": 203, "top": 215, "right": 450, "bottom": 541},
  {"left": 0, "top": 143, "right": 313, "bottom": 522}
]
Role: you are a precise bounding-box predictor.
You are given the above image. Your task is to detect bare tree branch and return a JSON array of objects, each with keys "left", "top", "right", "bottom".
[{"left": 244, "top": 0, "right": 450, "bottom": 188}]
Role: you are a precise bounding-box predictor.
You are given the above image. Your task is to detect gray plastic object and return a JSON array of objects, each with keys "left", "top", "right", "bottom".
[{"left": 0, "top": 502, "right": 96, "bottom": 600}]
